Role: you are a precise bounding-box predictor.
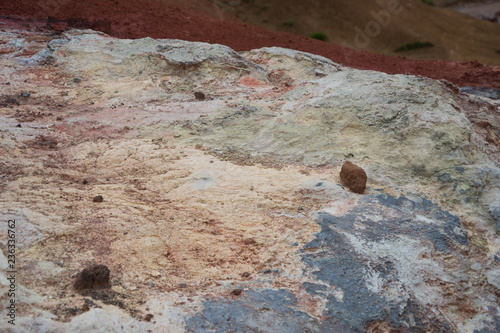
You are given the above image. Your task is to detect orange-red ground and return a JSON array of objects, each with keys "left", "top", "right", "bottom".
[{"left": 0, "top": 0, "right": 498, "bottom": 88}]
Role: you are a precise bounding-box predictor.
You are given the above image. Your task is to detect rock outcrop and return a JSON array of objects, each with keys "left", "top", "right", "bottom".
[{"left": 0, "top": 28, "right": 500, "bottom": 332}]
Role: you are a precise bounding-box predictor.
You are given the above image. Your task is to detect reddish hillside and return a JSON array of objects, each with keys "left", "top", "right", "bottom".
[
  {"left": 0, "top": 0, "right": 498, "bottom": 88},
  {"left": 209, "top": 0, "right": 500, "bottom": 66}
]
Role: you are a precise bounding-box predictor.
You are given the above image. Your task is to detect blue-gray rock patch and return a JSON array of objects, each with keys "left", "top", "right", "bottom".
[
  {"left": 185, "top": 194, "right": 477, "bottom": 332},
  {"left": 184, "top": 289, "right": 319, "bottom": 333}
]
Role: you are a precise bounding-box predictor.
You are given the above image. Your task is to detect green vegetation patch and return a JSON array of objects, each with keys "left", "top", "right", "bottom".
[
  {"left": 309, "top": 32, "right": 328, "bottom": 41},
  {"left": 394, "top": 41, "right": 434, "bottom": 52}
]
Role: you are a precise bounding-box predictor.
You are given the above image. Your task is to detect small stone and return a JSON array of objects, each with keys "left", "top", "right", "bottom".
[
  {"left": 93, "top": 195, "right": 104, "bottom": 202},
  {"left": 232, "top": 288, "right": 243, "bottom": 296},
  {"left": 250, "top": 186, "right": 254, "bottom": 191},
  {"left": 241, "top": 272, "right": 251, "bottom": 278},
  {"left": 144, "top": 314, "right": 154, "bottom": 322},
  {"left": 178, "top": 283, "right": 187, "bottom": 288},
  {"left": 471, "top": 262, "right": 482, "bottom": 271},
  {"left": 169, "top": 216, "right": 174, "bottom": 221},
  {"left": 73, "top": 264, "right": 110, "bottom": 291},
  {"left": 20, "top": 92, "right": 30, "bottom": 98},
  {"left": 56, "top": 116, "right": 63, "bottom": 121},
  {"left": 83, "top": 179, "right": 88, "bottom": 185},
  {"left": 73, "top": 78, "right": 82, "bottom": 83},
  {"left": 486, "top": 268, "right": 500, "bottom": 290},
  {"left": 194, "top": 91, "right": 206, "bottom": 100},
  {"left": 297, "top": 206, "right": 303, "bottom": 211},
  {"left": 340, "top": 161, "right": 367, "bottom": 194},
  {"left": 16, "top": 124, "right": 21, "bottom": 128}
]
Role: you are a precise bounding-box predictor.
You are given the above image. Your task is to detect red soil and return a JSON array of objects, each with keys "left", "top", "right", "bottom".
[{"left": 1, "top": 0, "right": 499, "bottom": 89}]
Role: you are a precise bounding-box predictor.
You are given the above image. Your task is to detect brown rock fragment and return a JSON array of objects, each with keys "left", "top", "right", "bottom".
[
  {"left": 232, "top": 288, "right": 243, "bottom": 296},
  {"left": 73, "top": 264, "right": 111, "bottom": 291},
  {"left": 340, "top": 161, "right": 367, "bottom": 194},
  {"left": 194, "top": 91, "right": 205, "bottom": 100}
]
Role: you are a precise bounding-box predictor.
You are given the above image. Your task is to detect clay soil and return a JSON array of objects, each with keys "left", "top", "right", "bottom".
[{"left": 0, "top": 0, "right": 499, "bottom": 89}]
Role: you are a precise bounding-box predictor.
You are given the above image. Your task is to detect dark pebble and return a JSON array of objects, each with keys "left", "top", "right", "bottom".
[
  {"left": 194, "top": 92, "right": 206, "bottom": 100},
  {"left": 232, "top": 289, "right": 243, "bottom": 296},
  {"left": 241, "top": 272, "right": 251, "bottom": 278},
  {"left": 73, "top": 264, "right": 110, "bottom": 291},
  {"left": 144, "top": 314, "right": 154, "bottom": 322},
  {"left": 83, "top": 179, "right": 88, "bottom": 185},
  {"left": 93, "top": 195, "right": 103, "bottom": 202},
  {"left": 16, "top": 124, "right": 21, "bottom": 128}
]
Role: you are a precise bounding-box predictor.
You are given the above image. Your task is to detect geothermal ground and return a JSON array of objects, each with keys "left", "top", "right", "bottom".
[{"left": 0, "top": 19, "right": 499, "bottom": 332}]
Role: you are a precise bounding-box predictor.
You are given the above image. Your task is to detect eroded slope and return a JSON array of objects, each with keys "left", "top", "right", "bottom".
[{"left": 0, "top": 28, "right": 500, "bottom": 332}]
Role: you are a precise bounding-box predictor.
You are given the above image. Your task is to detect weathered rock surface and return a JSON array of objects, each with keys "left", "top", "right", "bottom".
[{"left": 0, "top": 28, "right": 500, "bottom": 332}]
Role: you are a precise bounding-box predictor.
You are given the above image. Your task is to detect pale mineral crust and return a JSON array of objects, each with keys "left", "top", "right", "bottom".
[{"left": 0, "top": 27, "right": 499, "bottom": 332}]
